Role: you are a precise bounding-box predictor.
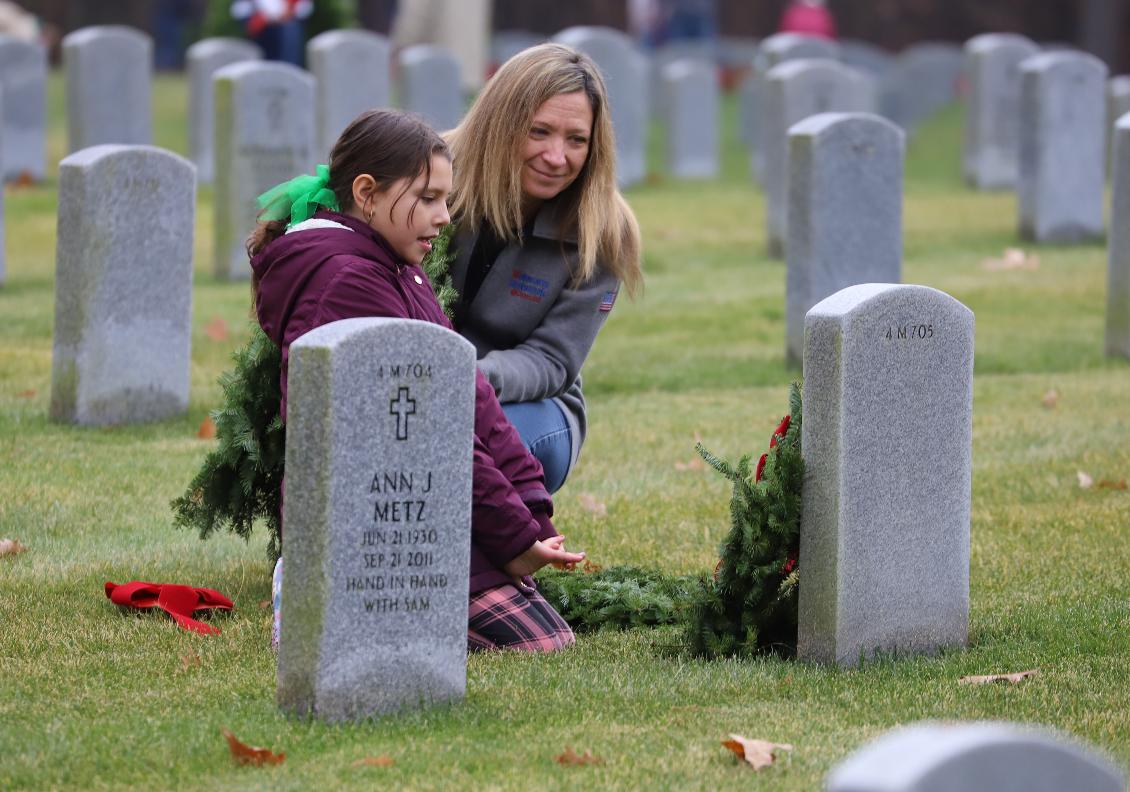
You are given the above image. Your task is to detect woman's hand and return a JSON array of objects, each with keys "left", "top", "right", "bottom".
[{"left": 503, "top": 535, "right": 585, "bottom": 581}]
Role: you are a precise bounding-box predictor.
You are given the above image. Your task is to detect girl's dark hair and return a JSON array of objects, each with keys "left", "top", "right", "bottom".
[{"left": 246, "top": 109, "right": 450, "bottom": 258}]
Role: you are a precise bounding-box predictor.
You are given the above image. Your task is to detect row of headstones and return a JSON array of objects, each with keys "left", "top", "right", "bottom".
[
  {"left": 963, "top": 33, "right": 1113, "bottom": 249},
  {"left": 739, "top": 33, "right": 964, "bottom": 182},
  {"left": 46, "top": 115, "right": 1130, "bottom": 431},
  {"left": 274, "top": 314, "right": 1126, "bottom": 792},
  {"left": 48, "top": 26, "right": 452, "bottom": 282},
  {"left": 765, "top": 52, "right": 1130, "bottom": 364},
  {"left": 61, "top": 26, "right": 459, "bottom": 165}
]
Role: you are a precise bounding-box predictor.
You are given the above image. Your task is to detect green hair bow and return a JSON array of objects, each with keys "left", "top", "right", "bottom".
[{"left": 255, "top": 164, "right": 339, "bottom": 225}]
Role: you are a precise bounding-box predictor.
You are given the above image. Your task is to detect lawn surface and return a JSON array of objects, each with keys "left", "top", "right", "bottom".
[{"left": 0, "top": 73, "right": 1128, "bottom": 790}]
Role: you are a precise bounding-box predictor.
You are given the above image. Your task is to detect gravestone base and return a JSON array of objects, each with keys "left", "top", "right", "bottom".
[{"left": 1019, "top": 221, "right": 1104, "bottom": 245}]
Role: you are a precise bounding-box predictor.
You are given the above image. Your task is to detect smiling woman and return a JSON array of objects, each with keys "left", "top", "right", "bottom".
[{"left": 445, "top": 43, "right": 643, "bottom": 494}]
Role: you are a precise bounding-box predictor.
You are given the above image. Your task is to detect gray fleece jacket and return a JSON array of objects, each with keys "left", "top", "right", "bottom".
[{"left": 450, "top": 198, "right": 621, "bottom": 473}]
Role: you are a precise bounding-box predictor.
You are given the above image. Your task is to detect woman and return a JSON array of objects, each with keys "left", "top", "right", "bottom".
[{"left": 445, "top": 43, "right": 644, "bottom": 494}]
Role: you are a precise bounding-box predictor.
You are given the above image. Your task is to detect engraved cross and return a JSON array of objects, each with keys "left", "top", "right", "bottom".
[{"left": 389, "top": 387, "right": 416, "bottom": 441}]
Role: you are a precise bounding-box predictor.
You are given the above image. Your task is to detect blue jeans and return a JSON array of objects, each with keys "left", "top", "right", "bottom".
[{"left": 502, "top": 400, "right": 572, "bottom": 494}]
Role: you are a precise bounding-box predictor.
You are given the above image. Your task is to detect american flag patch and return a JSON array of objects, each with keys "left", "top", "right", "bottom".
[{"left": 599, "top": 290, "right": 617, "bottom": 312}]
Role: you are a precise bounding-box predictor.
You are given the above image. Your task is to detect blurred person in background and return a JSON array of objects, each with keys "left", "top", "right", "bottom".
[
  {"left": 230, "top": 0, "right": 312, "bottom": 65},
  {"left": 0, "top": 0, "right": 58, "bottom": 48},
  {"left": 778, "top": 0, "right": 837, "bottom": 39}
]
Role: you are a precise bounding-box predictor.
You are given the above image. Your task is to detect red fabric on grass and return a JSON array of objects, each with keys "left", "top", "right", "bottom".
[{"left": 104, "top": 581, "right": 233, "bottom": 635}]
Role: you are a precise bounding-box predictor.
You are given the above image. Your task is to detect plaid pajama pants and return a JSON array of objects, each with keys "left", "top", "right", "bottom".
[{"left": 467, "top": 583, "right": 575, "bottom": 653}]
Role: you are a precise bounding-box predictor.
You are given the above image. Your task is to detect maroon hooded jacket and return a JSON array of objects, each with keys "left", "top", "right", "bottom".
[{"left": 251, "top": 210, "right": 555, "bottom": 593}]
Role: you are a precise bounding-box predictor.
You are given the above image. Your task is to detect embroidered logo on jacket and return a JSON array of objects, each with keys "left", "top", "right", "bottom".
[
  {"left": 599, "top": 290, "right": 617, "bottom": 312},
  {"left": 509, "top": 269, "right": 549, "bottom": 303}
]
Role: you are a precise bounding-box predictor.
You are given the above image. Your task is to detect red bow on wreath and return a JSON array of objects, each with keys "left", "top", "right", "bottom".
[
  {"left": 755, "top": 414, "right": 791, "bottom": 482},
  {"left": 104, "top": 581, "right": 233, "bottom": 635}
]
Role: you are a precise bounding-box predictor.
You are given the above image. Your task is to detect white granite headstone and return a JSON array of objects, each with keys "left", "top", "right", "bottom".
[
  {"left": 50, "top": 145, "right": 195, "bottom": 425},
  {"left": 1106, "top": 75, "right": 1130, "bottom": 173},
  {"left": 827, "top": 722, "right": 1125, "bottom": 792},
  {"left": 786, "top": 113, "right": 904, "bottom": 366},
  {"left": 1107, "top": 114, "right": 1130, "bottom": 359},
  {"left": 752, "top": 33, "right": 840, "bottom": 181},
  {"left": 0, "top": 35, "right": 46, "bottom": 181},
  {"left": 651, "top": 40, "right": 716, "bottom": 119},
  {"left": 62, "top": 26, "right": 152, "bottom": 153},
  {"left": 764, "top": 59, "right": 875, "bottom": 258},
  {"left": 840, "top": 39, "right": 894, "bottom": 81},
  {"left": 552, "top": 26, "right": 649, "bottom": 188},
  {"left": 397, "top": 44, "right": 463, "bottom": 132},
  {"left": 799, "top": 284, "right": 973, "bottom": 666},
  {"left": 278, "top": 317, "right": 475, "bottom": 722},
  {"left": 963, "top": 33, "right": 1039, "bottom": 190},
  {"left": 186, "top": 37, "right": 262, "bottom": 185},
  {"left": 308, "top": 30, "right": 390, "bottom": 161},
  {"left": 662, "top": 59, "right": 718, "bottom": 179},
  {"left": 491, "top": 30, "right": 544, "bottom": 68},
  {"left": 1018, "top": 51, "right": 1107, "bottom": 243},
  {"left": 885, "top": 42, "right": 964, "bottom": 131},
  {"left": 212, "top": 61, "right": 316, "bottom": 280}
]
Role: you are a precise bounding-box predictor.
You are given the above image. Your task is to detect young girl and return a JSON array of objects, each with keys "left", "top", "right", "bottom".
[{"left": 250, "top": 109, "right": 583, "bottom": 652}]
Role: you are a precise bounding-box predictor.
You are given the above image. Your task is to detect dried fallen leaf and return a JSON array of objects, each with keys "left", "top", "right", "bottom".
[
  {"left": 577, "top": 493, "right": 607, "bottom": 517},
  {"left": 14, "top": 389, "right": 36, "bottom": 398},
  {"left": 352, "top": 756, "right": 395, "bottom": 767},
  {"left": 1041, "top": 389, "right": 1058, "bottom": 409},
  {"left": 722, "top": 735, "right": 793, "bottom": 770},
  {"left": 1077, "top": 470, "right": 1094, "bottom": 489},
  {"left": 198, "top": 416, "right": 217, "bottom": 439},
  {"left": 959, "top": 669, "right": 1038, "bottom": 685},
  {"left": 982, "top": 247, "right": 1040, "bottom": 272},
  {"left": 555, "top": 746, "right": 603, "bottom": 766},
  {"left": 0, "top": 539, "right": 28, "bottom": 557},
  {"left": 258, "top": 599, "right": 272, "bottom": 611},
  {"left": 1097, "top": 478, "right": 1128, "bottom": 490},
  {"left": 204, "top": 316, "right": 230, "bottom": 342},
  {"left": 222, "top": 728, "right": 285, "bottom": 766},
  {"left": 180, "top": 651, "right": 202, "bottom": 671}
]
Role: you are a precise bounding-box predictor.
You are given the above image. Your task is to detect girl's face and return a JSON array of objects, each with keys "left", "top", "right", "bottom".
[
  {"left": 368, "top": 154, "right": 452, "bottom": 266},
  {"left": 520, "top": 91, "right": 593, "bottom": 208}
]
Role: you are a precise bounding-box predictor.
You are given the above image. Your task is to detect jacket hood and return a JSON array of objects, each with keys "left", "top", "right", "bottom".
[{"left": 251, "top": 210, "right": 405, "bottom": 347}]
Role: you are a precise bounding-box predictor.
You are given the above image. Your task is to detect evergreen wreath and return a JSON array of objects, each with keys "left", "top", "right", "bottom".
[
  {"left": 534, "top": 383, "right": 805, "bottom": 656},
  {"left": 684, "top": 382, "right": 804, "bottom": 658},
  {"left": 171, "top": 224, "right": 458, "bottom": 559}
]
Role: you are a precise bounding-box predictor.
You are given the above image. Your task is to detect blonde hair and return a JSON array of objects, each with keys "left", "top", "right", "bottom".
[{"left": 446, "top": 43, "right": 642, "bottom": 294}]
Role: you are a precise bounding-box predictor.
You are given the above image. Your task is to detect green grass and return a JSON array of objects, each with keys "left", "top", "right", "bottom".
[{"left": 1, "top": 74, "right": 1129, "bottom": 790}]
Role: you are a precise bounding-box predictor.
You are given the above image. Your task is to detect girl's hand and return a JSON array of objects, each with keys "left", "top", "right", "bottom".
[{"left": 503, "top": 536, "right": 585, "bottom": 581}]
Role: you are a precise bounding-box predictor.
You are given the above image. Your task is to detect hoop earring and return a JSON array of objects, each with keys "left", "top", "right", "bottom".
[{"left": 362, "top": 195, "right": 374, "bottom": 224}]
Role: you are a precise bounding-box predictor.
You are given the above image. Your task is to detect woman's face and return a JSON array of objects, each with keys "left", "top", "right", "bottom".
[{"left": 520, "top": 91, "right": 594, "bottom": 206}]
